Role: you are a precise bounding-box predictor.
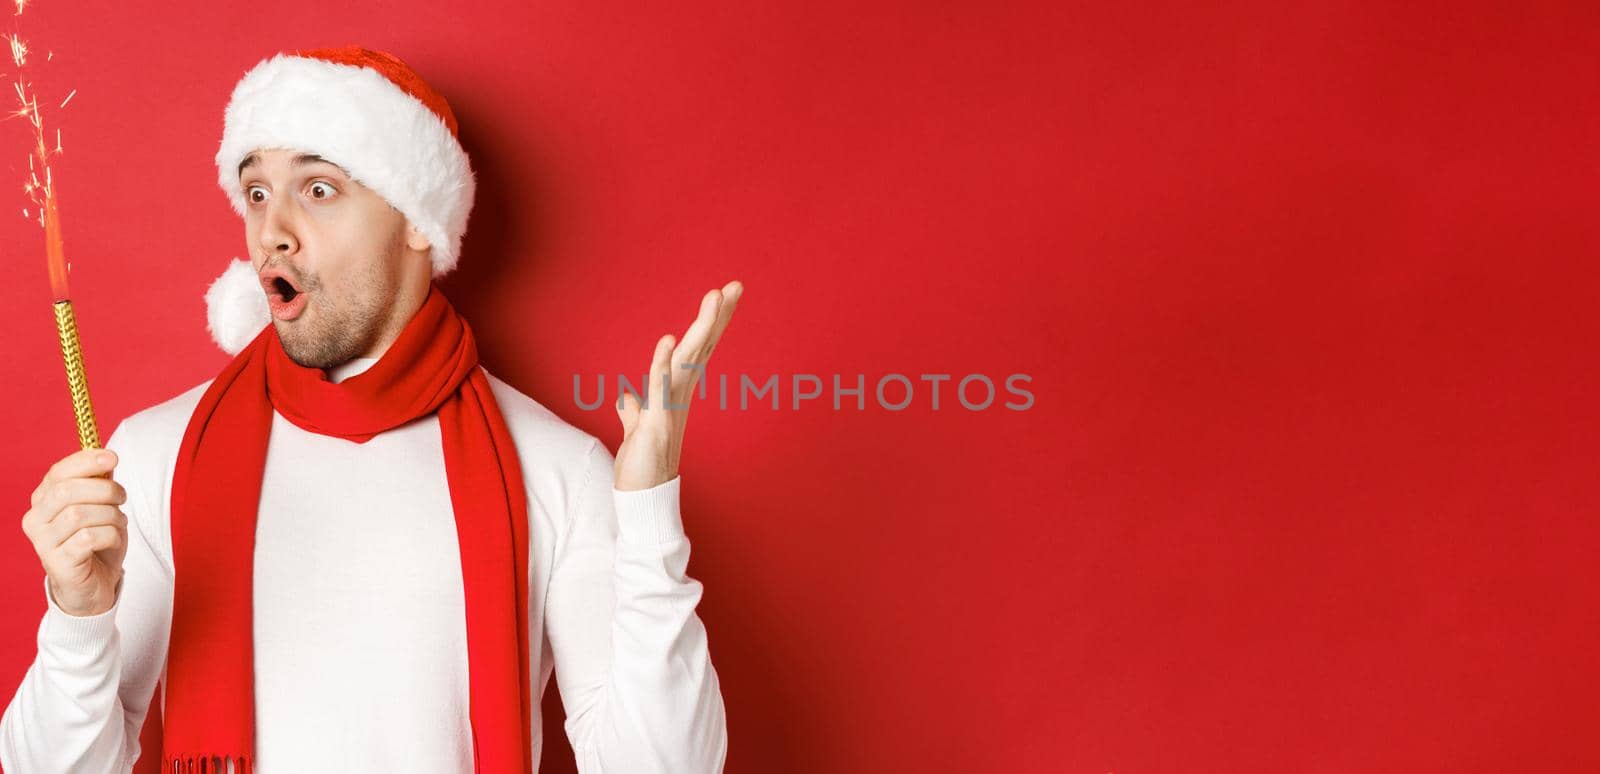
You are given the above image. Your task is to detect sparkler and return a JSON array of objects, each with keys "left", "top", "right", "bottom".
[{"left": 5, "top": 2, "right": 99, "bottom": 449}]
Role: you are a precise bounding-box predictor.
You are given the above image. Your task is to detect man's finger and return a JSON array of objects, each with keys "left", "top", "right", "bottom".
[
  {"left": 54, "top": 523, "right": 125, "bottom": 565},
  {"left": 36, "top": 477, "right": 127, "bottom": 524},
  {"left": 646, "top": 334, "right": 676, "bottom": 415},
  {"left": 676, "top": 281, "right": 744, "bottom": 368},
  {"left": 45, "top": 448, "right": 116, "bottom": 482},
  {"left": 616, "top": 389, "right": 642, "bottom": 437},
  {"left": 42, "top": 504, "right": 126, "bottom": 552},
  {"left": 700, "top": 280, "right": 743, "bottom": 362},
  {"left": 673, "top": 289, "right": 723, "bottom": 368},
  {"left": 37, "top": 449, "right": 117, "bottom": 504}
]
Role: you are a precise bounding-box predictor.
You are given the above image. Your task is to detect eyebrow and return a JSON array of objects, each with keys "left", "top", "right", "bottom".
[{"left": 238, "top": 152, "right": 349, "bottom": 178}]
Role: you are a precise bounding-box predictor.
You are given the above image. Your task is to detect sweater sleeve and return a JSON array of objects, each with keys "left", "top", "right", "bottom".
[
  {"left": 0, "top": 418, "right": 175, "bottom": 774},
  {"left": 543, "top": 439, "right": 728, "bottom": 774}
]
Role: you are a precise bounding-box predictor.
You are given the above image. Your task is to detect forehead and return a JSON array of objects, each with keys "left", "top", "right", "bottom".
[{"left": 237, "top": 149, "right": 351, "bottom": 178}]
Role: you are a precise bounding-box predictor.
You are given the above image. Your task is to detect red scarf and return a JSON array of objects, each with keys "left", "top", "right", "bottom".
[{"left": 159, "top": 283, "right": 533, "bottom": 773}]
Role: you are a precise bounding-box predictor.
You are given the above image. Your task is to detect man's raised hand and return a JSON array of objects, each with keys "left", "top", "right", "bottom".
[{"left": 614, "top": 280, "right": 743, "bottom": 491}]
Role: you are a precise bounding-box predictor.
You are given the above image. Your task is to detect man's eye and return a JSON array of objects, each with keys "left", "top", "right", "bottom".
[
  {"left": 308, "top": 182, "right": 337, "bottom": 200},
  {"left": 246, "top": 186, "right": 268, "bottom": 204}
]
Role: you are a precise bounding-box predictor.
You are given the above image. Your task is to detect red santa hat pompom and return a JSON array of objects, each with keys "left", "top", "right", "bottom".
[{"left": 206, "top": 45, "right": 475, "bottom": 354}]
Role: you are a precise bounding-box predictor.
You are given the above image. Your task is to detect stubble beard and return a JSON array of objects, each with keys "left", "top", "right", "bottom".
[{"left": 275, "top": 257, "right": 394, "bottom": 370}]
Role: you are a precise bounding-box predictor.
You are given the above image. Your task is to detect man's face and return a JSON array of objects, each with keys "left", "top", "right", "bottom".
[{"left": 239, "top": 147, "right": 429, "bottom": 369}]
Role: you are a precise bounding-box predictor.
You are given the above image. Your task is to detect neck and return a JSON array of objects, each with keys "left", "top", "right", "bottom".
[{"left": 325, "top": 356, "right": 380, "bottom": 384}]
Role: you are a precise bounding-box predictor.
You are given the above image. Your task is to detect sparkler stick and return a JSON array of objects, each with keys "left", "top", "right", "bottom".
[{"left": 6, "top": 4, "right": 99, "bottom": 449}]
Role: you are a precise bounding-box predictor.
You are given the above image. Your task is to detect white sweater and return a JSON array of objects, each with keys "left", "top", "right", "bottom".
[{"left": 0, "top": 357, "right": 727, "bottom": 773}]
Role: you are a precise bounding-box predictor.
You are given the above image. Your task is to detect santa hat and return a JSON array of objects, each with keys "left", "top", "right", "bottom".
[{"left": 205, "top": 45, "right": 475, "bottom": 354}]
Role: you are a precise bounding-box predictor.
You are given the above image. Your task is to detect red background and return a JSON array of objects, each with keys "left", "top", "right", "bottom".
[{"left": 2, "top": 1, "right": 1597, "bottom": 772}]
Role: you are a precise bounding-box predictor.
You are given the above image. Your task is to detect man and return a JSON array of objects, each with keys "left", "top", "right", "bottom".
[{"left": 0, "top": 46, "right": 733, "bottom": 773}]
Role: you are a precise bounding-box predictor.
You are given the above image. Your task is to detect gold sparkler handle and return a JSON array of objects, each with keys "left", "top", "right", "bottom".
[{"left": 52, "top": 300, "right": 101, "bottom": 449}]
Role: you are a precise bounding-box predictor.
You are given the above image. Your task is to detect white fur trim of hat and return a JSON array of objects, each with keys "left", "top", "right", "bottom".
[{"left": 205, "top": 47, "right": 475, "bottom": 355}]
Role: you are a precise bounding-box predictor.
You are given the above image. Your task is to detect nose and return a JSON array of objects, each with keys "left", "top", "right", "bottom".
[{"left": 257, "top": 195, "right": 300, "bottom": 257}]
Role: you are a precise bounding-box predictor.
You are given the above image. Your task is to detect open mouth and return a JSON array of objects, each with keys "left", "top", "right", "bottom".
[
  {"left": 261, "top": 267, "right": 309, "bottom": 320},
  {"left": 271, "top": 275, "right": 299, "bottom": 302}
]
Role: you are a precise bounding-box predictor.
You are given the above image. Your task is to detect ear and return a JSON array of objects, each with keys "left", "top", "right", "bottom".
[{"left": 405, "top": 221, "right": 432, "bottom": 252}]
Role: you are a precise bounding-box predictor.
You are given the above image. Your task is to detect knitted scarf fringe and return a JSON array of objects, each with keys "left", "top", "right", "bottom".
[{"left": 162, "top": 753, "right": 253, "bottom": 773}]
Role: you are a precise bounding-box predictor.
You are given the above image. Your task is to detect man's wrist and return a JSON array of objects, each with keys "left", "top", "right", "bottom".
[{"left": 46, "top": 574, "right": 121, "bottom": 619}]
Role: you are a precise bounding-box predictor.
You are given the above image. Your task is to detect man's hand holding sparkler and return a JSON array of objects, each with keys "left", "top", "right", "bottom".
[
  {"left": 613, "top": 281, "right": 743, "bottom": 491},
  {"left": 21, "top": 449, "right": 128, "bottom": 618}
]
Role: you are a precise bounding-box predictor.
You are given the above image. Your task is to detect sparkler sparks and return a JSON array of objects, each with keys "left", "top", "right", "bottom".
[
  {"left": 3, "top": 3, "right": 76, "bottom": 301},
  {"left": 6, "top": 30, "right": 24, "bottom": 64}
]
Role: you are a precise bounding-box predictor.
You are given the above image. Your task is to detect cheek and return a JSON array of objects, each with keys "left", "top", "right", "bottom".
[
  {"left": 303, "top": 202, "right": 345, "bottom": 226},
  {"left": 317, "top": 207, "right": 383, "bottom": 253},
  {"left": 324, "top": 251, "right": 386, "bottom": 297},
  {"left": 311, "top": 204, "right": 406, "bottom": 291}
]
